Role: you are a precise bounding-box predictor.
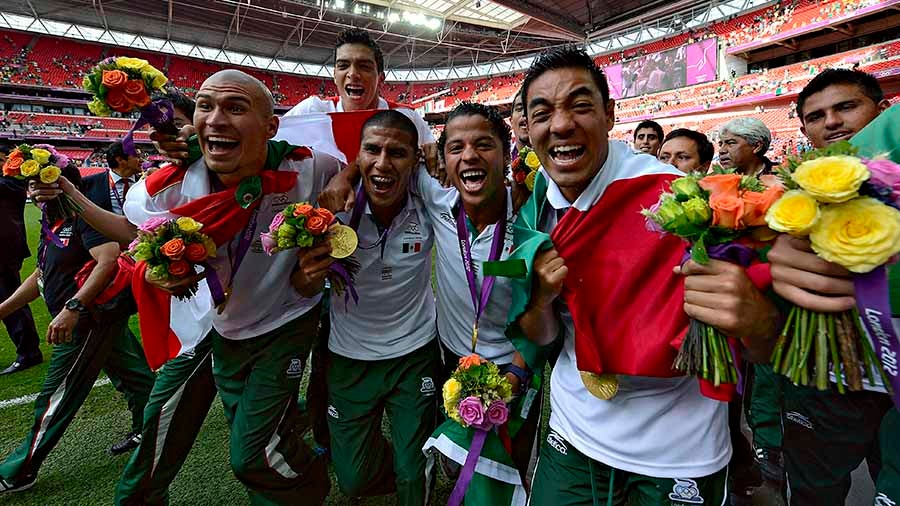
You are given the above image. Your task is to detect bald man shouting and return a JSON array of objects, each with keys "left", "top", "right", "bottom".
[{"left": 29, "top": 70, "right": 341, "bottom": 505}]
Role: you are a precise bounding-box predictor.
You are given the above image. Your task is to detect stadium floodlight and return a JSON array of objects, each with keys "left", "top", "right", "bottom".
[{"left": 332, "top": 0, "right": 345, "bottom": 10}]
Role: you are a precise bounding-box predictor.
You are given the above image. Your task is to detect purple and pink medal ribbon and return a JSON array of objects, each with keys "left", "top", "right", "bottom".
[{"left": 447, "top": 197, "right": 507, "bottom": 506}]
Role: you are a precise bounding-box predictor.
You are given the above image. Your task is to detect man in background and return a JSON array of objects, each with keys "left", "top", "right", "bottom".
[
  {"left": 633, "top": 119, "right": 664, "bottom": 156},
  {"left": 0, "top": 141, "right": 41, "bottom": 375},
  {"left": 657, "top": 128, "right": 714, "bottom": 174}
]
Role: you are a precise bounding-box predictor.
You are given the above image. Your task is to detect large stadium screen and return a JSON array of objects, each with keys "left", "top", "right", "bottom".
[{"left": 605, "top": 39, "right": 718, "bottom": 99}]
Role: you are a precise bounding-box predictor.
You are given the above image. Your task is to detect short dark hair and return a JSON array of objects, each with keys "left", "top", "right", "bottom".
[
  {"left": 663, "top": 128, "right": 714, "bottom": 165},
  {"left": 0, "top": 141, "right": 12, "bottom": 155},
  {"left": 166, "top": 89, "right": 195, "bottom": 121},
  {"left": 521, "top": 46, "right": 610, "bottom": 115},
  {"left": 105, "top": 142, "right": 128, "bottom": 169},
  {"left": 438, "top": 102, "right": 511, "bottom": 162},
  {"left": 361, "top": 109, "right": 418, "bottom": 150},
  {"left": 797, "top": 68, "right": 884, "bottom": 121},
  {"left": 634, "top": 120, "right": 664, "bottom": 141},
  {"left": 336, "top": 28, "right": 385, "bottom": 74},
  {"left": 62, "top": 163, "right": 82, "bottom": 191},
  {"left": 511, "top": 88, "right": 523, "bottom": 109}
]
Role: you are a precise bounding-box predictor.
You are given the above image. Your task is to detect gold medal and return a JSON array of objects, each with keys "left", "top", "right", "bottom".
[
  {"left": 580, "top": 371, "right": 619, "bottom": 400},
  {"left": 524, "top": 170, "right": 538, "bottom": 191},
  {"left": 216, "top": 287, "right": 232, "bottom": 315},
  {"left": 328, "top": 224, "right": 358, "bottom": 259}
]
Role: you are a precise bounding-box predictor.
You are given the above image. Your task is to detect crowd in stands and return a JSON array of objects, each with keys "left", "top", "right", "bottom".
[
  {"left": 0, "top": 0, "right": 887, "bottom": 112},
  {"left": 720, "top": 0, "right": 884, "bottom": 48},
  {"left": 0, "top": 0, "right": 896, "bottom": 167}
]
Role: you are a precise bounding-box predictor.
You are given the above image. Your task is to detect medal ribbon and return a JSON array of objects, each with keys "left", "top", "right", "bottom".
[
  {"left": 854, "top": 265, "right": 900, "bottom": 409},
  {"left": 456, "top": 199, "right": 507, "bottom": 352},
  {"left": 349, "top": 183, "right": 394, "bottom": 249},
  {"left": 108, "top": 172, "right": 130, "bottom": 211},
  {"left": 205, "top": 208, "right": 258, "bottom": 308}
]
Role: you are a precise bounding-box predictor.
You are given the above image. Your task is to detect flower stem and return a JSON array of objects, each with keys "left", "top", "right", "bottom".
[
  {"left": 816, "top": 313, "right": 828, "bottom": 391},
  {"left": 827, "top": 314, "right": 845, "bottom": 394}
]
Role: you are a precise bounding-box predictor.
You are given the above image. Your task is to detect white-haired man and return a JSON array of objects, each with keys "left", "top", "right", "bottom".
[{"left": 717, "top": 117, "right": 776, "bottom": 176}]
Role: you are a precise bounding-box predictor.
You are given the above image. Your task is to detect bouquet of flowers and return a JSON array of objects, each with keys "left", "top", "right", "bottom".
[
  {"left": 82, "top": 56, "right": 176, "bottom": 156},
  {"left": 766, "top": 141, "right": 900, "bottom": 393},
  {"left": 510, "top": 146, "right": 541, "bottom": 192},
  {"left": 2, "top": 143, "right": 83, "bottom": 244},
  {"left": 443, "top": 354, "right": 514, "bottom": 430},
  {"left": 439, "top": 354, "right": 516, "bottom": 505},
  {"left": 128, "top": 217, "right": 215, "bottom": 300},
  {"left": 642, "top": 171, "right": 784, "bottom": 386},
  {"left": 260, "top": 202, "right": 359, "bottom": 300}
]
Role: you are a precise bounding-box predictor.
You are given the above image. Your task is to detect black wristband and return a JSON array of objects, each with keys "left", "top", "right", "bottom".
[{"left": 501, "top": 363, "right": 532, "bottom": 394}]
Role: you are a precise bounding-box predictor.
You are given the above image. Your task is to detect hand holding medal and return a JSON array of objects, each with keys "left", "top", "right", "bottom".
[{"left": 260, "top": 202, "right": 360, "bottom": 302}]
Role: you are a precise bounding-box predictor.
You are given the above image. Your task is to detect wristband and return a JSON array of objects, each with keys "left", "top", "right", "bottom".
[{"left": 501, "top": 363, "right": 532, "bottom": 395}]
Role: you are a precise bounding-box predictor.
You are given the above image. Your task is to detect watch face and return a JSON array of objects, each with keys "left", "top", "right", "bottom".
[{"left": 66, "top": 299, "right": 82, "bottom": 311}]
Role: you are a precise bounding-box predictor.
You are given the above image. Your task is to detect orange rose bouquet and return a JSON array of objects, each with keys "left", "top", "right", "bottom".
[
  {"left": 260, "top": 202, "right": 360, "bottom": 301},
  {"left": 128, "top": 217, "right": 215, "bottom": 300},
  {"left": 83, "top": 56, "right": 176, "bottom": 156},
  {"left": 642, "top": 170, "right": 784, "bottom": 385}
]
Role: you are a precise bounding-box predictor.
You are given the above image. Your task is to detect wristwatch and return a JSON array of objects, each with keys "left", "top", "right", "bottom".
[
  {"left": 64, "top": 298, "right": 87, "bottom": 313},
  {"left": 501, "top": 363, "right": 533, "bottom": 396}
]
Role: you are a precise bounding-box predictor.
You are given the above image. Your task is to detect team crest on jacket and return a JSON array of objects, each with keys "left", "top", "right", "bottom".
[{"left": 668, "top": 478, "right": 704, "bottom": 504}]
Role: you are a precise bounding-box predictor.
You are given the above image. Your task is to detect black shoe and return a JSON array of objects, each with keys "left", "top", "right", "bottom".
[
  {"left": 0, "top": 474, "right": 37, "bottom": 494},
  {"left": 754, "top": 446, "right": 785, "bottom": 483},
  {"left": 109, "top": 431, "right": 142, "bottom": 456},
  {"left": 0, "top": 358, "right": 42, "bottom": 376}
]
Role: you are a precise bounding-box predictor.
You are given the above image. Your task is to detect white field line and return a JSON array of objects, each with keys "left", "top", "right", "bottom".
[{"left": 0, "top": 377, "right": 112, "bottom": 410}]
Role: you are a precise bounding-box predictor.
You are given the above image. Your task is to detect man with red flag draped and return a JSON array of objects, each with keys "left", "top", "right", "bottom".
[
  {"left": 509, "top": 47, "right": 780, "bottom": 505},
  {"left": 30, "top": 69, "right": 340, "bottom": 505}
]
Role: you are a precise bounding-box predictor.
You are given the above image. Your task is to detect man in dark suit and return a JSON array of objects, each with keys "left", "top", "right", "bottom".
[
  {"left": 0, "top": 141, "right": 42, "bottom": 375},
  {"left": 84, "top": 142, "right": 142, "bottom": 215}
]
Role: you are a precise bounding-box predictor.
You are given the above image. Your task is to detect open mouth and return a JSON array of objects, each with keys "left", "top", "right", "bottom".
[
  {"left": 459, "top": 168, "right": 487, "bottom": 193},
  {"left": 205, "top": 136, "right": 240, "bottom": 156},
  {"left": 825, "top": 131, "right": 853, "bottom": 143},
  {"left": 549, "top": 144, "right": 585, "bottom": 166},
  {"left": 369, "top": 174, "right": 396, "bottom": 194},
  {"left": 345, "top": 84, "right": 366, "bottom": 99}
]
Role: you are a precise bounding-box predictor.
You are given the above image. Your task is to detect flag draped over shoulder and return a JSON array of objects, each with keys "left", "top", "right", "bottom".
[
  {"left": 507, "top": 169, "right": 689, "bottom": 378},
  {"left": 851, "top": 104, "right": 900, "bottom": 163},
  {"left": 131, "top": 143, "right": 303, "bottom": 370}
]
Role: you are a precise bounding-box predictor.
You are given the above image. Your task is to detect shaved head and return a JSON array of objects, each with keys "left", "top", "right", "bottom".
[
  {"left": 201, "top": 69, "right": 275, "bottom": 117},
  {"left": 195, "top": 68, "right": 280, "bottom": 182}
]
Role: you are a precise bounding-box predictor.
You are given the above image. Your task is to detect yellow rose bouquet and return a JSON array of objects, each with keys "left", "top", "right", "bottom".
[
  {"left": 767, "top": 141, "right": 900, "bottom": 395},
  {"left": 83, "top": 56, "right": 175, "bottom": 156},
  {"left": 510, "top": 146, "right": 542, "bottom": 191},
  {"left": 2, "top": 143, "right": 82, "bottom": 246}
]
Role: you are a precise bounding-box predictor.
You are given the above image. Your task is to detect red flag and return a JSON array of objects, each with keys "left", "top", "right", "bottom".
[
  {"left": 551, "top": 172, "right": 688, "bottom": 378},
  {"left": 132, "top": 165, "right": 298, "bottom": 369}
]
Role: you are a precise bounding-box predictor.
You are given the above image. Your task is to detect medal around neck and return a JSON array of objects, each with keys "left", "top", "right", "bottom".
[{"left": 580, "top": 371, "right": 619, "bottom": 400}]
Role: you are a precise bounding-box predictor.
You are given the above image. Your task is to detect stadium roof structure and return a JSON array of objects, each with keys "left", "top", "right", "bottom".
[{"left": 1, "top": 0, "right": 769, "bottom": 81}]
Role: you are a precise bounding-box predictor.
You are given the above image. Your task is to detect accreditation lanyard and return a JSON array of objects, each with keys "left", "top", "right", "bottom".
[
  {"left": 108, "top": 173, "right": 129, "bottom": 210},
  {"left": 455, "top": 199, "right": 507, "bottom": 352},
  {"left": 349, "top": 184, "right": 397, "bottom": 255}
]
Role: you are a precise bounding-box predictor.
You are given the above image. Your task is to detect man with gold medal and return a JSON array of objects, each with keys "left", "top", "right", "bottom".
[
  {"left": 320, "top": 102, "right": 546, "bottom": 504},
  {"left": 294, "top": 110, "right": 440, "bottom": 506},
  {"left": 508, "top": 47, "right": 780, "bottom": 505}
]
